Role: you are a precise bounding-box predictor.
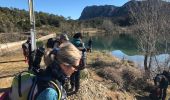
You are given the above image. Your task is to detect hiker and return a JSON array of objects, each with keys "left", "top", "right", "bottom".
[
  {"left": 32, "top": 47, "right": 45, "bottom": 72},
  {"left": 22, "top": 37, "right": 34, "bottom": 70},
  {"left": 22, "top": 37, "right": 31, "bottom": 63},
  {"left": 70, "top": 32, "right": 86, "bottom": 93},
  {"left": 59, "top": 33, "right": 69, "bottom": 44},
  {"left": 44, "top": 37, "right": 60, "bottom": 67},
  {"left": 46, "top": 38, "right": 59, "bottom": 49},
  {"left": 9, "top": 42, "right": 82, "bottom": 100},
  {"left": 153, "top": 72, "right": 169, "bottom": 100},
  {"left": 22, "top": 37, "right": 45, "bottom": 72},
  {"left": 72, "top": 32, "right": 86, "bottom": 67},
  {"left": 44, "top": 33, "right": 69, "bottom": 67},
  {"left": 87, "top": 37, "right": 92, "bottom": 52}
]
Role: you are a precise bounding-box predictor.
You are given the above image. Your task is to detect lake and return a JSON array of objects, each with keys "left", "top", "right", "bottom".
[
  {"left": 82, "top": 34, "right": 170, "bottom": 67},
  {"left": 112, "top": 50, "right": 169, "bottom": 67}
]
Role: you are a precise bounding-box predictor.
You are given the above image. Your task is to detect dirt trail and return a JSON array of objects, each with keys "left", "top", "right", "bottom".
[{"left": 67, "top": 68, "right": 136, "bottom": 100}]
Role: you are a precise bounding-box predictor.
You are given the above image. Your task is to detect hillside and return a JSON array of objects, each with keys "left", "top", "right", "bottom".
[
  {"left": 0, "top": 7, "right": 72, "bottom": 33},
  {"left": 0, "top": 50, "right": 157, "bottom": 100}
]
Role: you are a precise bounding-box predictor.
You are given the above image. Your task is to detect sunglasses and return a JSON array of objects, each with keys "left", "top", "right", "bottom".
[{"left": 64, "top": 63, "right": 79, "bottom": 70}]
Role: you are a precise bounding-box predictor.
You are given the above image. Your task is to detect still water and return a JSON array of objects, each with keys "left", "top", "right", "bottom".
[
  {"left": 83, "top": 34, "right": 169, "bottom": 67},
  {"left": 112, "top": 50, "right": 169, "bottom": 67}
]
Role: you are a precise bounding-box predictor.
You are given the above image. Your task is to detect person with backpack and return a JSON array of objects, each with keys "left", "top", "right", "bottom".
[
  {"left": 9, "top": 42, "right": 82, "bottom": 100},
  {"left": 22, "top": 37, "right": 31, "bottom": 63},
  {"left": 151, "top": 72, "right": 169, "bottom": 100},
  {"left": 22, "top": 37, "right": 45, "bottom": 72},
  {"left": 70, "top": 32, "right": 86, "bottom": 93},
  {"left": 44, "top": 33, "right": 69, "bottom": 67},
  {"left": 44, "top": 37, "right": 61, "bottom": 67}
]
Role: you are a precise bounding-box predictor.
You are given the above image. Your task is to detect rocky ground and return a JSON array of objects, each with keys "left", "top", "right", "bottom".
[{"left": 67, "top": 68, "right": 136, "bottom": 100}]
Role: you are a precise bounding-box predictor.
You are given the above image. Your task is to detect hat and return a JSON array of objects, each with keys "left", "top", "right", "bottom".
[
  {"left": 60, "top": 33, "right": 69, "bottom": 41},
  {"left": 73, "top": 32, "right": 82, "bottom": 39}
]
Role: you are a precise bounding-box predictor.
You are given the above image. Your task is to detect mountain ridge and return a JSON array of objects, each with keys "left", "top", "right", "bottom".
[{"left": 79, "top": 0, "right": 170, "bottom": 23}]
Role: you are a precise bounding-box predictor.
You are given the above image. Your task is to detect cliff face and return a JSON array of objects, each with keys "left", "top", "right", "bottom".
[
  {"left": 78, "top": 1, "right": 136, "bottom": 26},
  {"left": 79, "top": 5, "right": 117, "bottom": 20},
  {"left": 79, "top": 1, "right": 170, "bottom": 22},
  {"left": 79, "top": 1, "right": 135, "bottom": 20}
]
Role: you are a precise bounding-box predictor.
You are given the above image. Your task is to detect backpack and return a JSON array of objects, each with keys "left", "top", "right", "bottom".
[
  {"left": 22, "top": 43, "right": 29, "bottom": 62},
  {"left": 9, "top": 71, "right": 66, "bottom": 100},
  {"left": 163, "top": 72, "right": 170, "bottom": 85}
]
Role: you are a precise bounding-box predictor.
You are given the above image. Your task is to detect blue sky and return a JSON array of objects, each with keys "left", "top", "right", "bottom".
[{"left": 0, "top": 0, "right": 129, "bottom": 19}]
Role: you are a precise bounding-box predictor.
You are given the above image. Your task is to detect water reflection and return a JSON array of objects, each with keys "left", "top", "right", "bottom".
[
  {"left": 83, "top": 34, "right": 138, "bottom": 54},
  {"left": 81, "top": 34, "right": 169, "bottom": 68},
  {"left": 112, "top": 50, "right": 170, "bottom": 67}
]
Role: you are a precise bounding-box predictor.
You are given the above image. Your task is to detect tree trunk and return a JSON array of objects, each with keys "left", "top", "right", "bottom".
[
  {"left": 144, "top": 54, "right": 148, "bottom": 71},
  {"left": 144, "top": 54, "right": 151, "bottom": 79}
]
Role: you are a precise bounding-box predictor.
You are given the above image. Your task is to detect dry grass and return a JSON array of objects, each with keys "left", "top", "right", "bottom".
[
  {"left": 87, "top": 50, "right": 120, "bottom": 66},
  {"left": 0, "top": 49, "right": 27, "bottom": 88},
  {"left": 0, "top": 77, "right": 13, "bottom": 88},
  {"left": 87, "top": 50, "right": 149, "bottom": 93},
  {"left": 0, "top": 49, "right": 45, "bottom": 89},
  {"left": 97, "top": 67, "right": 124, "bottom": 88}
]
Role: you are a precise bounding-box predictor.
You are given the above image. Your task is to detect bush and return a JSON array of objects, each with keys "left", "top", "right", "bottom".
[
  {"left": 80, "top": 69, "right": 89, "bottom": 80},
  {"left": 36, "top": 41, "right": 44, "bottom": 47},
  {"left": 97, "top": 67, "right": 124, "bottom": 88},
  {"left": 91, "top": 60, "right": 107, "bottom": 67},
  {"left": 91, "top": 60, "right": 117, "bottom": 67},
  {"left": 122, "top": 69, "right": 137, "bottom": 90},
  {"left": 110, "top": 83, "right": 119, "bottom": 91},
  {"left": 133, "top": 77, "right": 154, "bottom": 92}
]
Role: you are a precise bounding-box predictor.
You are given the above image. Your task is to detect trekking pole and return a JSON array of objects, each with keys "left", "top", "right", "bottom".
[{"left": 0, "top": 60, "right": 25, "bottom": 64}]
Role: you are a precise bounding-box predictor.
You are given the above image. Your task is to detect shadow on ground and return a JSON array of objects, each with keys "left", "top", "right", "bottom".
[{"left": 135, "top": 95, "right": 151, "bottom": 100}]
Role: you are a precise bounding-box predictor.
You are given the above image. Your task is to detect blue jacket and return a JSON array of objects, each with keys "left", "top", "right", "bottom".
[
  {"left": 36, "top": 61, "right": 67, "bottom": 100},
  {"left": 72, "top": 38, "right": 82, "bottom": 47},
  {"left": 36, "top": 88, "right": 58, "bottom": 100}
]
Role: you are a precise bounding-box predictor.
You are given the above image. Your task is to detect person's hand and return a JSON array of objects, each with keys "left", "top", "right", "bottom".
[{"left": 82, "top": 48, "right": 86, "bottom": 52}]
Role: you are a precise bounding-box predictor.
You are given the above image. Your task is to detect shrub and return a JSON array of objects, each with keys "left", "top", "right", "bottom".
[
  {"left": 121, "top": 68, "right": 144, "bottom": 91},
  {"left": 97, "top": 67, "right": 124, "bottom": 88},
  {"left": 91, "top": 60, "right": 107, "bottom": 67},
  {"left": 36, "top": 41, "right": 44, "bottom": 47},
  {"left": 122, "top": 69, "right": 136, "bottom": 82},
  {"left": 80, "top": 69, "right": 89, "bottom": 80},
  {"left": 110, "top": 83, "right": 119, "bottom": 91},
  {"left": 133, "top": 77, "right": 154, "bottom": 92}
]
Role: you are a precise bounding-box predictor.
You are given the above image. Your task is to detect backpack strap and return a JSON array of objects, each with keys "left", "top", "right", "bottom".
[
  {"left": 49, "top": 80, "right": 61, "bottom": 100},
  {"left": 27, "top": 77, "right": 37, "bottom": 100},
  {"left": 31, "top": 78, "right": 62, "bottom": 100},
  {"left": 18, "top": 73, "right": 22, "bottom": 97}
]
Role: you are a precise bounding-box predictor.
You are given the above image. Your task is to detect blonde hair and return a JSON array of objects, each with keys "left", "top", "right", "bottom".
[
  {"left": 57, "top": 42, "right": 81, "bottom": 65},
  {"left": 44, "top": 42, "right": 81, "bottom": 66}
]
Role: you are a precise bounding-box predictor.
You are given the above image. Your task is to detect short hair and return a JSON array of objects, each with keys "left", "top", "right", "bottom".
[{"left": 73, "top": 32, "right": 82, "bottom": 39}]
